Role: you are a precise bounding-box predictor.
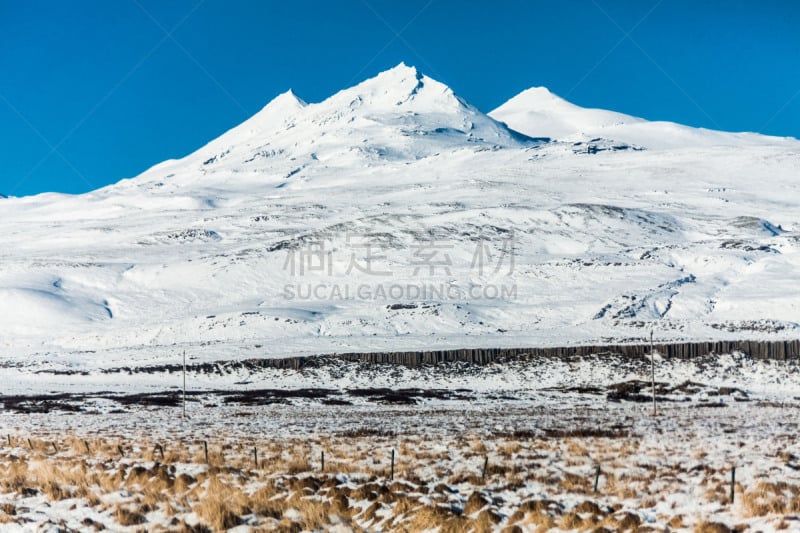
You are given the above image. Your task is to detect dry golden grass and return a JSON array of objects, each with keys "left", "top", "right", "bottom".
[
  {"left": 193, "top": 476, "right": 249, "bottom": 530},
  {"left": 404, "top": 504, "right": 451, "bottom": 532},
  {"left": 740, "top": 481, "right": 800, "bottom": 517},
  {"left": 469, "top": 438, "right": 488, "bottom": 455},
  {"left": 285, "top": 457, "right": 311, "bottom": 475},
  {"left": 0, "top": 460, "right": 29, "bottom": 493},
  {"left": 668, "top": 514, "right": 685, "bottom": 528},
  {"left": 498, "top": 441, "right": 522, "bottom": 458},
  {"left": 564, "top": 438, "right": 588, "bottom": 457},
  {"left": 557, "top": 510, "right": 585, "bottom": 529},
  {"left": 514, "top": 508, "right": 556, "bottom": 531},
  {"left": 0, "top": 431, "right": 793, "bottom": 531},
  {"left": 694, "top": 520, "right": 733, "bottom": 533},
  {"left": 295, "top": 499, "right": 332, "bottom": 530},
  {"left": 115, "top": 504, "right": 146, "bottom": 526}
]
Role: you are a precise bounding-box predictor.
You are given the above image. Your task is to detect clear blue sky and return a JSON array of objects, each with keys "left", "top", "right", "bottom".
[{"left": 1, "top": 0, "right": 798, "bottom": 196}]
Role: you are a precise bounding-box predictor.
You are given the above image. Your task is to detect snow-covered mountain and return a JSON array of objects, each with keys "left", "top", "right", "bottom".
[
  {"left": 121, "top": 63, "right": 536, "bottom": 194},
  {"left": 490, "top": 86, "right": 795, "bottom": 150},
  {"left": 1, "top": 63, "right": 799, "bottom": 371}
]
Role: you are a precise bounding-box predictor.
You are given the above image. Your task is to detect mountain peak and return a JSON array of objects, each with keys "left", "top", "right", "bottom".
[
  {"left": 379, "top": 61, "right": 422, "bottom": 81},
  {"left": 490, "top": 86, "right": 792, "bottom": 149},
  {"left": 496, "top": 86, "right": 574, "bottom": 112},
  {"left": 490, "top": 86, "right": 643, "bottom": 142},
  {"left": 262, "top": 89, "right": 307, "bottom": 112},
  {"left": 319, "top": 62, "right": 476, "bottom": 119},
  {"left": 234, "top": 89, "right": 307, "bottom": 133},
  {"left": 165, "top": 62, "right": 539, "bottom": 177}
]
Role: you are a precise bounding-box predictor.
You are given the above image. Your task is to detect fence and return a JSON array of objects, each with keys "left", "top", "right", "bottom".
[{"left": 241, "top": 339, "right": 800, "bottom": 370}]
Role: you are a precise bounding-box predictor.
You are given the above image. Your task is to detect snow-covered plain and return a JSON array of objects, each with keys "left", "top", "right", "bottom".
[
  {"left": 1, "top": 62, "right": 799, "bottom": 377},
  {"left": 3, "top": 357, "right": 800, "bottom": 532}
]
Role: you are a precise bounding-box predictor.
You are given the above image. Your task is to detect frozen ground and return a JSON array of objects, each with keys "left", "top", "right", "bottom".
[
  {"left": 1, "top": 348, "right": 799, "bottom": 404},
  {"left": 1, "top": 356, "right": 800, "bottom": 531},
  {"left": 0, "top": 352, "right": 798, "bottom": 530}
]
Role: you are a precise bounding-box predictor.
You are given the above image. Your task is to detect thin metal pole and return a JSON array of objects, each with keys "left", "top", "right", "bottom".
[
  {"left": 650, "top": 330, "right": 657, "bottom": 416},
  {"left": 182, "top": 350, "right": 186, "bottom": 419}
]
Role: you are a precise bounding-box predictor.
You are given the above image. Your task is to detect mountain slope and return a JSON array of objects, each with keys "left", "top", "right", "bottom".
[
  {"left": 490, "top": 86, "right": 796, "bottom": 150},
  {"left": 0, "top": 65, "right": 799, "bottom": 371}
]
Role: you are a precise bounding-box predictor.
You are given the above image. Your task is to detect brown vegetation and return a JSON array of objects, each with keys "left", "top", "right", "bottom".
[{"left": 0, "top": 432, "right": 790, "bottom": 531}]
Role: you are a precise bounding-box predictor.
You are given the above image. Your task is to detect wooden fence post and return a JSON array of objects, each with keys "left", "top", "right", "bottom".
[{"left": 594, "top": 465, "right": 601, "bottom": 493}]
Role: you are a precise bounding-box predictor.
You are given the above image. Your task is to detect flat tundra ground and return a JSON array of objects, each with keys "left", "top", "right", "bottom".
[{"left": 1, "top": 354, "right": 800, "bottom": 532}]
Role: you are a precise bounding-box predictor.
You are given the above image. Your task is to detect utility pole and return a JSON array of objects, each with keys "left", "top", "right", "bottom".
[
  {"left": 650, "top": 330, "right": 657, "bottom": 416},
  {"left": 182, "top": 350, "right": 187, "bottom": 419}
]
